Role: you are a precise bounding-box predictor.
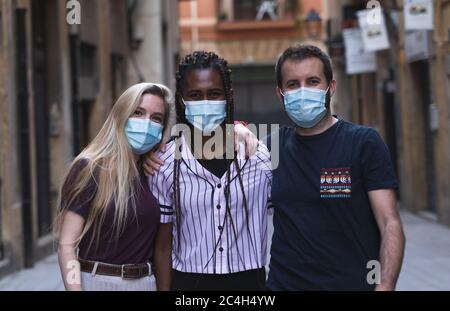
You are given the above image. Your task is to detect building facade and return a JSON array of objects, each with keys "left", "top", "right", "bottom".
[
  {"left": 179, "top": 0, "right": 329, "bottom": 125},
  {"left": 326, "top": 0, "right": 450, "bottom": 227},
  {"left": 0, "top": 0, "right": 179, "bottom": 277}
]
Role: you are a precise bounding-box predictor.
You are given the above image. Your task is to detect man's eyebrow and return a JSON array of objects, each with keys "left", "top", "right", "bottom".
[{"left": 307, "top": 76, "right": 322, "bottom": 80}]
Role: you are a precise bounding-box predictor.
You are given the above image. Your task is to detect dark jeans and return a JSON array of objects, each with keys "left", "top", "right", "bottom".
[{"left": 171, "top": 268, "right": 266, "bottom": 291}]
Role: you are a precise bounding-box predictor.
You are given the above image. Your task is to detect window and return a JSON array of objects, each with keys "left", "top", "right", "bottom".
[
  {"left": 0, "top": 8, "right": 3, "bottom": 55},
  {"left": 78, "top": 43, "right": 98, "bottom": 101},
  {"left": 111, "top": 54, "right": 125, "bottom": 103},
  {"left": 234, "top": 0, "right": 262, "bottom": 20},
  {"left": 0, "top": 7, "right": 3, "bottom": 261},
  {"left": 0, "top": 177, "right": 3, "bottom": 261},
  {"left": 219, "top": 0, "right": 297, "bottom": 22}
]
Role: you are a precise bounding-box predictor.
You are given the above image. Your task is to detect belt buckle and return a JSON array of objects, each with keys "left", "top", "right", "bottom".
[{"left": 121, "top": 264, "right": 140, "bottom": 280}]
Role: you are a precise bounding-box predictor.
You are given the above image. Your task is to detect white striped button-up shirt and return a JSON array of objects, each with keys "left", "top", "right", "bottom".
[{"left": 148, "top": 134, "right": 272, "bottom": 274}]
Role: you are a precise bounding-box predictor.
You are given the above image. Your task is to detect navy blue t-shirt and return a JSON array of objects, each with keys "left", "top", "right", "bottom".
[{"left": 266, "top": 119, "right": 398, "bottom": 290}]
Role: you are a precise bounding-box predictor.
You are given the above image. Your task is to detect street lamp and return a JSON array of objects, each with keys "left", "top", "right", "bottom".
[{"left": 305, "top": 9, "right": 322, "bottom": 39}]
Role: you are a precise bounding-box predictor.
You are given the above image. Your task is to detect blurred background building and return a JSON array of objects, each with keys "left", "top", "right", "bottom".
[
  {"left": 0, "top": 0, "right": 179, "bottom": 277},
  {"left": 179, "top": 0, "right": 328, "bottom": 125},
  {"left": 0, "top": 0, "right": 450, "bottom": 280},
  {"left": 179, "top": 0, "right": 450, "bottom": 230},
  {"left": 325, "top": 0, "right": 450, "bottom": 230}
]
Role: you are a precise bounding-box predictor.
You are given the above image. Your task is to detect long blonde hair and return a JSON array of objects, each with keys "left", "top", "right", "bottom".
[{"left": 54, "top": 82, "right": 172, "bottom": 251}]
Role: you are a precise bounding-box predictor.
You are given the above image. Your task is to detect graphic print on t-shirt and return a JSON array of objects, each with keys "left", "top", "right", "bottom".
[{"left": 320, "top": 167, "right": 352, "bottom": 199}]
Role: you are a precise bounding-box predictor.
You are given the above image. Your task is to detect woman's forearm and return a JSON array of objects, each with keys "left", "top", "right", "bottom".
[
  {"left": 58, "top": 245, "right": 82, "bottom": 291},
  {"left": 154, "top": 223, "right": 173, "bottom": 291},
  {"left": 154, "top": 247, "right": 172, "bottom": 291},
  {"left": 57, "top": 211, "right": 86, "bottom": 291}
]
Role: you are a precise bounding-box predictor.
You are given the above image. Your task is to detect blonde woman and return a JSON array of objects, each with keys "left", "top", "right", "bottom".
[{"left": 55, "top": 83, "right": 172, "bottom": 291}]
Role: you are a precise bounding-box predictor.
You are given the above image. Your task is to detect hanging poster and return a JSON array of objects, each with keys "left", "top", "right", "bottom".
[
  {"left": 357, "top": 8, "right": 390, "bottom": 52},
  {"left": 343, "top": 28, "right": 376, "bottom": 75},
  {"left": 405, "top": 30, "right": 432, "bottom": 62},
  {"left": 404, "top": 0, "right": 434, "bottom": 30}
]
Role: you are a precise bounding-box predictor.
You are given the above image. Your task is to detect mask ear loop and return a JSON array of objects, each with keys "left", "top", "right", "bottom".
[{"left": 325, "top": 84, "right": 332, "bottom": 97}]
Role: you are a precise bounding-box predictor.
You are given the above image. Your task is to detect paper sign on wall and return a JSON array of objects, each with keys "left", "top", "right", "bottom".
[
  {"left": 404, "top": 0, "right": 434, "bottom": 30},
  {"left": 357, "top": 8, "right": 390, "bottom": 52},
  {"left": 343, "top": 28, "right": 376, "bottom": 75}
]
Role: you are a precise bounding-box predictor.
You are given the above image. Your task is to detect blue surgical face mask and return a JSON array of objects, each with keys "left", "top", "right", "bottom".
[
  {"left": 281, "top": 86, "right": 330, "bottom": 128},
  {"left": 125, "top": 118, "right": 163, "bottom": 155},
  {"left": 183, "top": 99, "right": 227, "bottom": 133}
]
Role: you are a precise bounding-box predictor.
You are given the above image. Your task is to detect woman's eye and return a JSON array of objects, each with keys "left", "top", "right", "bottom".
[
  {"left": 133, "top": 110, "right": 143, "bottom": 116},
  {"left": 188, "top": 95, "right": 200, "bottom": 100},
  {"left": 152, "top": 117, "right": 163, "bottom": 124},
  {"left": 186, "top": 91, "right": 202, "bottom": 100},
  {"left": 208, "top": 91, "right": 224, "bottom": 99}
]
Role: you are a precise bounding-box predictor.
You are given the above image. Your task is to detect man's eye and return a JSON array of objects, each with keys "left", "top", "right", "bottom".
[{"left": 287, "top": 82, "right": 297, "bottom": 88}]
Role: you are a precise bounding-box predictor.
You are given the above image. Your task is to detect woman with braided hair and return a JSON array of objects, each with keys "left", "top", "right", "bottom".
[{"left": 148, "top": 51, "right": 273, "bottom": 291}]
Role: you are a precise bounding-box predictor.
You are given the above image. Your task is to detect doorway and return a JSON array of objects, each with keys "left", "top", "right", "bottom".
[
  {"left": 412, "top": 60, "right": 436, "bottom": 213},
  {"left": 16, "top": 8, "right": 34, "bottom": 267},
  {"left": 32, "top": 1, "right": 52, "bottom": 236}
]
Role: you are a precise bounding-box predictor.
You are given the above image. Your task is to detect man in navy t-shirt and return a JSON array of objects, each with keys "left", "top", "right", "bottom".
[{"left": 266, "top": 45, "right": 405, "bottom": 291}]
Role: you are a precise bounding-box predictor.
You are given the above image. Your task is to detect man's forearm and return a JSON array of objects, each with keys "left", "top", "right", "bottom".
[{"left": 376, "top": 218, "right": 405, "bottom": 290}]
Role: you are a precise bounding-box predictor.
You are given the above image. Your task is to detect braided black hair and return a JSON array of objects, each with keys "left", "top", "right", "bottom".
[
  {"left": 173, "top": 51, "right": 259, "bottom": 279},
  {"left": 175, "top": 51, "right": 234, "bottom": 125}
]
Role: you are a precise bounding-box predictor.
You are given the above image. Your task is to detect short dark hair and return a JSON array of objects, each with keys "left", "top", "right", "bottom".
[{"left": 275, "top": 44, "right": 333, "bottom": 88}]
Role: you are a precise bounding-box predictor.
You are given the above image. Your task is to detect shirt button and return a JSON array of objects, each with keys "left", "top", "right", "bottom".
[
  {"left": 217, "top": 184, "right": 222, "bottom": 189},
  {"left": 216, "top": 204, "right": 221, "bottom": 210},
  {"left": 218, "top": 225, "right": 223, "bottom": 231},
  {"left": 219, "top": 247, "right": 224, "bottom": 252}
]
